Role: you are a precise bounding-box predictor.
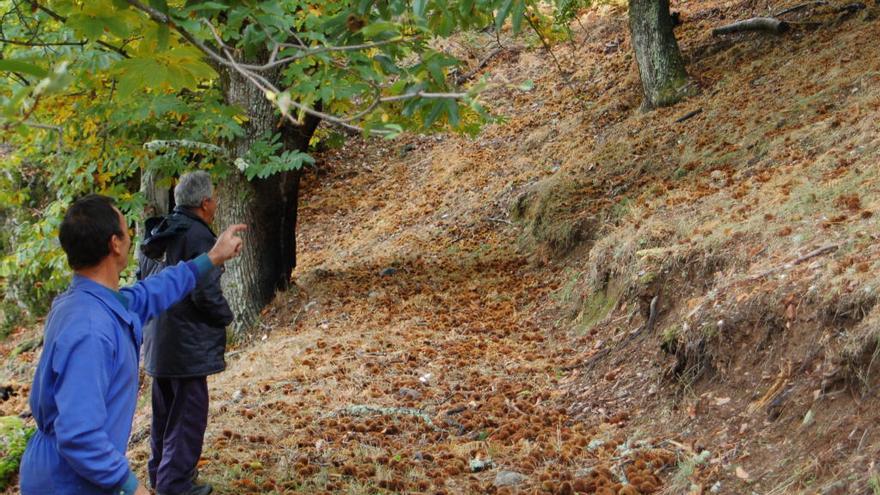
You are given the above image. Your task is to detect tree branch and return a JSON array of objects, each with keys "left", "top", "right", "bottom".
[
  {"left": 19, "top": 120, "right": 63, "bottom": 152},
  {"left": 0, "top": 37, "right": 86, "bottom": 47},
  {"left": 27, "top": 1, "right": 130, "bottom": 58},
  {"left": 240, "top": 38, "right": 407, "bottom": 71},
  {"left": 380, "top": 91, "right": 469, "bottom": 103},
  {"left": 126, "top": 0, "right": 229, "bottom": 69},
  {"left": 126, "top": 0, "right": 475, "bottom": 136}
]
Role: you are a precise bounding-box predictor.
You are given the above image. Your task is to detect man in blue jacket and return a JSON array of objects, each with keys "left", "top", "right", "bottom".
[
  {"left": 19, "top": 194, "right": 246, "bottom": 495},
  {"left": 141, "top": 171, "right": 233, "bottom": 495}
]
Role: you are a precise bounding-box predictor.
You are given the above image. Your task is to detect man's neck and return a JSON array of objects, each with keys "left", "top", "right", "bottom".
[
  {"left": 76, "top": 262, "right": 121, "bottom": 291},
  {"left": 182, "top": 206, "right": 211, "bottom": 225}
]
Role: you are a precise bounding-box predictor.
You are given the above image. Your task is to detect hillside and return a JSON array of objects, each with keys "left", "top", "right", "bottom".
[{"left": 4, "top": 0, "right": 880, "bottom": 493}]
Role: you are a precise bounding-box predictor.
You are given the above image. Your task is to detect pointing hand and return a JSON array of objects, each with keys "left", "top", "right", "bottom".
[{"left": 208, "top": 224, "right": 247, "bottom": 266}]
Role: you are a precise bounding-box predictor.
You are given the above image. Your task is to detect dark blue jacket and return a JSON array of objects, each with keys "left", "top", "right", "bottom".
[
  {"left": 142, "top": 207, "right": 234, "bottom": 378},
  {"left": 20, "top": 256, "right": 212, "bottom": 495}
]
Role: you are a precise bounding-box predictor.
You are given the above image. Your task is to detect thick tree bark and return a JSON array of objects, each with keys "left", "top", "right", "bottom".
[
  {"left": 137, "top": 168, "right": 170, "bottom": 238},
  {"left": 217, "top": 68, "right": 320, "bottom": 338},
  {"left": 628, "top": 0, "right": 691, "bottom": 108}
]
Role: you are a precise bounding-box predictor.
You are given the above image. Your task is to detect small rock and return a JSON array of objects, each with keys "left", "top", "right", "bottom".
[
  {"left": 398, "top": 387, "right": 422, "bottom": 400},
  {"left": 493, "top": 470, "right": 527, "bottom": 487},
  {"left": 232, "top": 390, "right": 245, "bottom": 403},
  {"left": 379, "top": 267, "right": 398, "bottom": 277},
  {"left": 399, "top": 143, "right": 416, "bottom": 156},
  {"left": 710, "top": 170, "right": 726, "bottom": 187},
  {"left": 469, "top": 458, "right": 494, "bottom": 472}
]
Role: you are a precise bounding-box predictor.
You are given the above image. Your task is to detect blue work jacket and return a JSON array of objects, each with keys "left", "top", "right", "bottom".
[{"left": 19, "top": 256, "right": 213, "bottom": 495}]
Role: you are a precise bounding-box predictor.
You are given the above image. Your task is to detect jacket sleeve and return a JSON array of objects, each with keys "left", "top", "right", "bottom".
[
  {"left": 191, "top": 265, "right": 235, "bottom": 327},
  {"left": 188, "top": 232, "right": 234, "bottom": 327},
  {"left": 122, "top": 255, "right": 213, "bottom": 325},
  {"left": 51, "top": 326, "right": 134, "bottom": 490}
]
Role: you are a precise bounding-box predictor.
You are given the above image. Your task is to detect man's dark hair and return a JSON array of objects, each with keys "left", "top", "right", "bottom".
[{"left": 59, "top": 194, "right": 123, "bottom": 270}]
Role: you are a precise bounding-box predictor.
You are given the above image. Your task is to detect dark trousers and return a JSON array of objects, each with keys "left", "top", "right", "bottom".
[{"left": 148, "top": 376, "right": 209, "bottom": 494}]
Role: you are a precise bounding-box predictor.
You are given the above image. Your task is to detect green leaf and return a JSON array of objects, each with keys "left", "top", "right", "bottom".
[
  {"left": 445, "top": 99, "right": 460, "bottom": 127},
  {"left": 495, "top": 0, "right": 513, "bottom": 31},
  {"left": 357, "top": 0, "right": 374, "bottom": 15},
  {"left": 66, "top": 13, "right": 104, "bottom": 39},
  {"left": 436, "top": 11, "right": 455, "bottom": 36},
  {"left": 380, "top": 123, "right": 404, "bottom": 139},
  {"left": 459, "top": 0, "right": 474, "bottom": 16},
  {"left": 511, "top": 0, "right": 526, "bottom": 33},
  {"left": 360, "top": 21, "right": 398, "bottom": 38},
  {"left": 413, "top": 0, "right": 428, "bottom": 18},
  {"left": 0, "top": 60, "right": 47, "bottom": 78},
  {"left": 156, "top": 23, "right": 170, "bottom": 51},
  {"left": 422, "top": 99, "right": 445, "bottom": 127},
  {"left": 181, "top": 1, "right": 228, "bottom": 13}
]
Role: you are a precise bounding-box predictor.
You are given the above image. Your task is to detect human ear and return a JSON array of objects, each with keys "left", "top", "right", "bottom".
[{"left": 109, "top": 234, "right": 123, "bottom": 256}]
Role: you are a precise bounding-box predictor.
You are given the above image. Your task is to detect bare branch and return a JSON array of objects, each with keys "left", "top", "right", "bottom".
[
  {"left": 0, "top": 37, "right": 86, "bottom": 47},
  {"left": 380, "top": 91, "right": 470, "bottom": 103},
  {"left": 20, "top": 120, "right": 63, "bottom": 152},
  {"left": 243, "top": 38, "right": 405, "bottom": 71}
]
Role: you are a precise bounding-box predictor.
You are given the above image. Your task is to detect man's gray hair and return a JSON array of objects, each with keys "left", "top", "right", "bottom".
[{"left": 174, "top": 171, "right": 214, "bottom": 208}]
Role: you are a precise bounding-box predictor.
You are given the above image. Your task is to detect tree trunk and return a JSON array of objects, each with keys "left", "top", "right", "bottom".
[
  {"left": 628, "top": 0, "right": 691, "bottom": 108},
  {"left": 137, "top": 168, "right": 170, "bottom": 238},
  {"left": 216, "top": 68, "right": 320, "bottom": 338}
]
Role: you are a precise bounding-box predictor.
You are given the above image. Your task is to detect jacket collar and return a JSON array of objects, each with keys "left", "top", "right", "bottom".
[
  {"left": 70, "top": 275, "right": 134, "bottom": 326},
  {"left": 173, "top": 206, "right": 215, "bottom": 235}
]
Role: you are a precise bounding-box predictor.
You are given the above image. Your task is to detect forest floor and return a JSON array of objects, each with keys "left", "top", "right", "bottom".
[{"left": 5, "top": 0, "right": 880, "bottom": 494}]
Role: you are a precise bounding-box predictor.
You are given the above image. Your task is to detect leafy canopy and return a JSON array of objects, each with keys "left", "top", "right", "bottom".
[{"left": 0, "top": 0, "right": 542, "bottom": 314}]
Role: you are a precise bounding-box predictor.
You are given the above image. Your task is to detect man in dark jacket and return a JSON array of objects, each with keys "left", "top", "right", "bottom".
[{"left": 141, "top": 171, "right": 233, "bottom": 495}]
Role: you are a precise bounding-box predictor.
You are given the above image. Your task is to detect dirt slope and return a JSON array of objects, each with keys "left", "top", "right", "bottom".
[{"left": 121, "top": 1, "right": 879, "bottom": 492}]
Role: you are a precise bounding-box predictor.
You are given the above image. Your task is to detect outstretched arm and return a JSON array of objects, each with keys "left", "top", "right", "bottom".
[{"left": 122, "top": 224, "right": 246, "bottom": 324}]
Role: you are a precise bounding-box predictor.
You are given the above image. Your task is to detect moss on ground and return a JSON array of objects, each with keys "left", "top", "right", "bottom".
[{"left": 0, "top": 415, "right": 34, "bottom": 490}]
